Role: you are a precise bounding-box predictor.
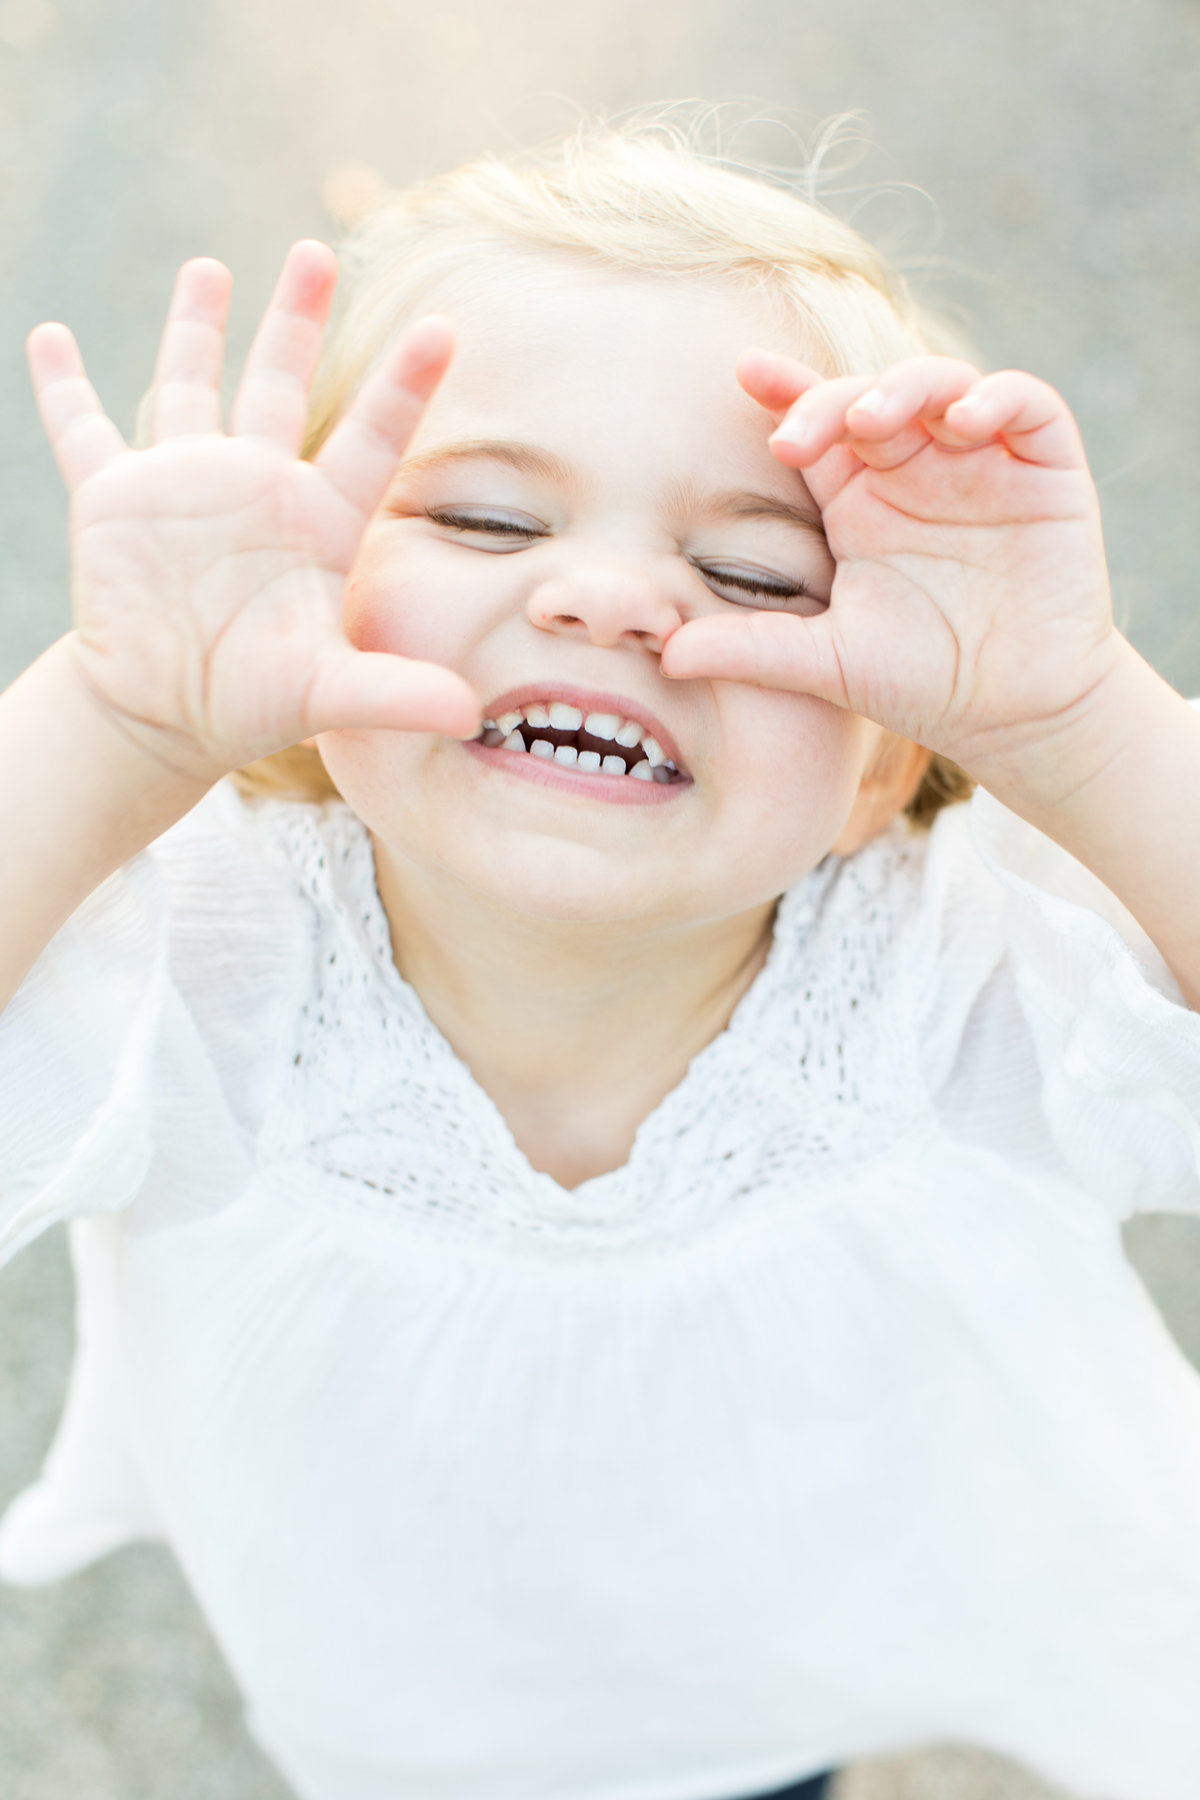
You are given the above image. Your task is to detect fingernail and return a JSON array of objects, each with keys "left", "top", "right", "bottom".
[
  {"left": 849, "top": 388, "right": 888, "bottom": 417},
  {"left": 770, "top": 420, "right": 810, "bottom": 451}
]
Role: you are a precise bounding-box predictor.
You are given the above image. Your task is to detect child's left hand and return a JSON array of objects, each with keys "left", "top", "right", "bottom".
[
  {"left": 661, "top": 352, "right": 1123, "bottom": 803},
  {"left": 664, "top": 351, "right": 1200, "bottom": 1008}
]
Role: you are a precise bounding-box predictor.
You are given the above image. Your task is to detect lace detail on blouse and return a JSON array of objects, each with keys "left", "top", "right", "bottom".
[{"left": 255, "top": 801, "right": 935, "bottom": 1253}]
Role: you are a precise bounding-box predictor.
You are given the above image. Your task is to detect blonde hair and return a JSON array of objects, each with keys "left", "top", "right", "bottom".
[{"left": 237, "top": 115, "right": 971, "bottom": 822}]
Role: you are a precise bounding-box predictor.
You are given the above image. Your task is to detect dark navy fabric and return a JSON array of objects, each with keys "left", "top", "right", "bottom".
[{"left": 732, "top": 1775, "right": 833, "bottom": 1800}]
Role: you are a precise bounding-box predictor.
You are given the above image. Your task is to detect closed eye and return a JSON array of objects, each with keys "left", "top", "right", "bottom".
[
  {"left": 693, "top": 559, "right": 826, "bottom": 614},
  {"left": 425, "top": 510, "right": 825, "bottom": 612},
  {"left": 426, "top": 505, "right": 549, "bottom": 546}
]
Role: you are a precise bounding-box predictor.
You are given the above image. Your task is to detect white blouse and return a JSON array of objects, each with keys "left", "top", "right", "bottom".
[{"left": 2, "top": 770, "right": 1199, "bottom": 1800}]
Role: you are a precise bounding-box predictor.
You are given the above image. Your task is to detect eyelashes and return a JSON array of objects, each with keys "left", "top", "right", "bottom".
[
  {"left": 426, "top": 505, "right": 548, "bottom": 540},
  {"left": 694, "top": 562, "right": 814, "bottom": 609},
  {"left": 424, "top": 508, "right": 822, "bottom": 610}
]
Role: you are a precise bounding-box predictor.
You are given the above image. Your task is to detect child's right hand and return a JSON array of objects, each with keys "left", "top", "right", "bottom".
[{"left": 28, "top": 241, "right": 481, "bottom": 787}]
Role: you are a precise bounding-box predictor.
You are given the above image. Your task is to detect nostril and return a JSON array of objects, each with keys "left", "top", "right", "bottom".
[
  {"left": 538, "top": 613, "right": 592, "bottom": 635},
  {"left": 527, "top": 574, "right": 679, "bottom": 647}
]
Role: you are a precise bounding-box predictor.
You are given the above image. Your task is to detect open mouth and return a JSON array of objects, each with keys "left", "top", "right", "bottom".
[{"left": 474, "top": 699, "right": 688, "bottom": 786}]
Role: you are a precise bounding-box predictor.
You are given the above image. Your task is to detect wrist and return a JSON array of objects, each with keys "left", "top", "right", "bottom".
[
  {"left": 0, "top": 636, "right": 218, "bottom": 1009},
  {"left": 34, "top": 634, "right": 220, "bottom": 818},
  {"left": 961, "top": 636, "right": 1162, "bottom": 823}
]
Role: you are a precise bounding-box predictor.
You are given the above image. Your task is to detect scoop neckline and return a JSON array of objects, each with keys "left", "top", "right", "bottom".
[{"left": 298, "top": 800, "right": 834, "bottom": 1212}]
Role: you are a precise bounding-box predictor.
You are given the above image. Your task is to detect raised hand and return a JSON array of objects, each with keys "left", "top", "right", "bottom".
[
  {"left": 661, "top": 351, "right": 1122, "bottom": 794},
  {"left": 28, "top": 242, "right": 480, "bottom": 785}
]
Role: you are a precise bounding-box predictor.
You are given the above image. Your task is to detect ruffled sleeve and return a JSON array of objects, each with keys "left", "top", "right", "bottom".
[
  {"left": 0, "top": 784, "right": 307, "bottom": 1266},
  {"left": 0, "top": 856, "right": 168, "bottom": 1262},
  {"left": 916, "top": 731, "right": 1200, "bottom": 1221}
]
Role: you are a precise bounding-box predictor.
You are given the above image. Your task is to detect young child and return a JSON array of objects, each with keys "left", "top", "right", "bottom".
[{"left": 1, "top": 120, "right": 1199, "bottom": 1800}]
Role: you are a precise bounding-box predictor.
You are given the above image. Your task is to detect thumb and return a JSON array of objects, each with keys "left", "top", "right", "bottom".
[
  {"left": 305, "top": 646, "right": 482, "bottom": 739},
  {"left": 660, "top": 611, "right": 852, "bottom": 709}
]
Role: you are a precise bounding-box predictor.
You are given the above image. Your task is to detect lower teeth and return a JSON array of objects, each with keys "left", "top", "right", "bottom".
[{"left": 478, "top": 722, "right": 680, "bottom": 781}]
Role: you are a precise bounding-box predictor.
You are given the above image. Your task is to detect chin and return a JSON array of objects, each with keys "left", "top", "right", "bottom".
[{"left": 443, "top": 842, "right": 693, "bottom": 929}]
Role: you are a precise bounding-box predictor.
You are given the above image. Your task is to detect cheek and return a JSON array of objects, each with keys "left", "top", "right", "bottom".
[
  {"left": 343, "top": 538, "right": 463, "bottom": 665},
  {"left": 718, "top": 690, "right": 872, "bottom": 837}
]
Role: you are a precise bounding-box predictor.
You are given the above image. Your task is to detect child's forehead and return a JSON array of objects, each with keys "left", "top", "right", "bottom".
[
  {"left": 416, "top": 261, "right": 811, "bottom": 448},
  {"left": 401, "top": 276, "right": 821, "bottom": 515}
]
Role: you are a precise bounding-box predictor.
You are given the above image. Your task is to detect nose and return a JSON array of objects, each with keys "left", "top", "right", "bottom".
[{"left": 525, "top": 562, "right": 685, "bottom": 655}]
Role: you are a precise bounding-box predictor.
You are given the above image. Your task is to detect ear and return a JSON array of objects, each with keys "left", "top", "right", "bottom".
[{"left": 832, "top": 734, "right": 930, "bottom": 856}]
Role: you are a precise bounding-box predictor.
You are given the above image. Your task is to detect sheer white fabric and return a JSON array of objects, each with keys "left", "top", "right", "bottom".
[{"left": 1, "top": 768, "right": 1199, "bottom": 1800}]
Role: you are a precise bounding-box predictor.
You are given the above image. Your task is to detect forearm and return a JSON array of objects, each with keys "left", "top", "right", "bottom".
[
  {"left": 0, "top": 637, "right": 213, "bottom": 1013},
  {"left": 981, "top": 643, "right": 1200, "bottom": 1010}
]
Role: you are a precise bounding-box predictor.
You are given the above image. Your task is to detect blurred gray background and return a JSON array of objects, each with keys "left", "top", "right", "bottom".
[{"left": 1, "top": 0, "right": 1198, "bottom": 1795}]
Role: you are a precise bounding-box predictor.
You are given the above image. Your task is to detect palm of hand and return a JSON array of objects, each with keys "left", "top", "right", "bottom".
[
  {"left": 806, "top": 432, "right": 1114, "bottom": 764},
  {"left": 664, "top": 354, "right": 1121, "bottom": 781},
  {"left": 71, "top": 435, "right": 366, "bottom": 767},
  {"left": 28, "top": 243, "right": 478, "bottom": 782}
]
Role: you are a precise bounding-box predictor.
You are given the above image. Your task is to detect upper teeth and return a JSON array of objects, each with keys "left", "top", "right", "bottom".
[
  {"left": 482, "top": 704, "right": 658, "bottom": 751},
  {"left": 584, "top": 712, "right": 621, "bottom": 738}
]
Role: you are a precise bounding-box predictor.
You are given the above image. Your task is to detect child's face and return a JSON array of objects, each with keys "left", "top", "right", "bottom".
[{"left": 318, "top": 265, "right": 883, "bottom": 926}]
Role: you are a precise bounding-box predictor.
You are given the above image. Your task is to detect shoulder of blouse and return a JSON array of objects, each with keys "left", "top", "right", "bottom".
[{"left": 144, "top": 784, "right": 356, "bottom": 1141}]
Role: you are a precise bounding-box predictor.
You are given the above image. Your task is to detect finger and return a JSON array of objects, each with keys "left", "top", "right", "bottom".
[
  {"left": 943, "top": 370, "right": 1088, "bottom": 470},
  {"left": 305, "top": 645, "right": 481, "bottom": 739},
  {"left": 660, "top": 610, "right": 851, "bottom": 709},
  {"left": 842, "top": 357, "right": 983, "bottom": 443},
  {"left": 27, "top": 322, "right": 127, "bottom": 491},
  {"left": 736, "top": 349, "right": 825, "bottom": 419},
  {"left": 835, "top": 418, "right": 938, "bottom": 473},
  {"left": 230, "top": 240, "right": 338, "bottom": 449},
  {"left": 152, "top": 257, "right": 233, "bottom": 441},
  {"left": 768, "top": 375, "right": 880, "bottom": 466},
  {"left": 313, "top": 317, "right": 454, "bottom": 523},
  {"left": 737, "top": 352, "right": 862, "bottom": 506}
]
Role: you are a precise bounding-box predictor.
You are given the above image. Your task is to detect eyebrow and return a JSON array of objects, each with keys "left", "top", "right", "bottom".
[
  {"left": 667, "top": 480, "right": 826, "bottom": 538},
  {"left": 395, "top": 439, "right": 826, "bottom": 537},
  {"left": 396, "top": 439, "right": 575, "bottom": 486}
]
